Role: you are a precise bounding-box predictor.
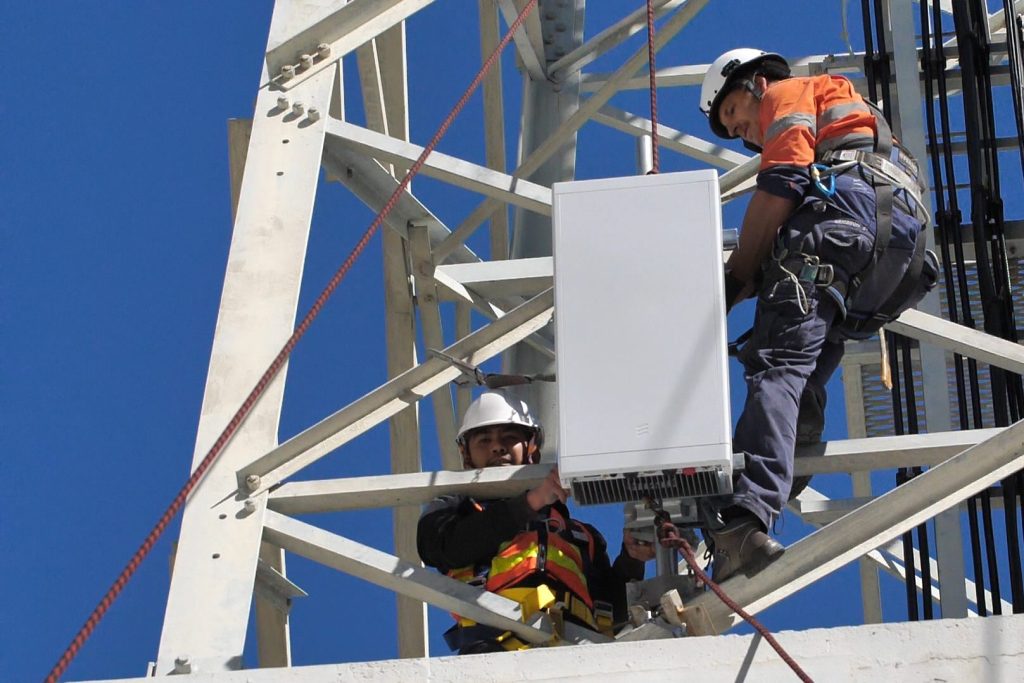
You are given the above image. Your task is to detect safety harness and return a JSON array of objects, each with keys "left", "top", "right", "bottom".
[
  {"left": 444, "top": 502, "right": 613, "bottom": 652},
  {"left": 773, "top": 101, "right": 937, "bottom": 339}
]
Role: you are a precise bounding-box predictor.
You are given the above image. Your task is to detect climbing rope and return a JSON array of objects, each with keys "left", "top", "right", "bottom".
[
  {"left": 43, "top": 2, "right": 538, "bottom": 681},
  {"left": 645, "top": 0, "right": 660, "bottom": 174},
  {"left": 655, "top": 512, "right": 815, "bottom": 683}
]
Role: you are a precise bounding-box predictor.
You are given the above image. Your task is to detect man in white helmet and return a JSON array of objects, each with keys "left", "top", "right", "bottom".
[
  {"left": 697, "top": 49, "right": 936, "bottom": 582},
  {"left": 417, "top": 390, "right": 652, "bottom": 653}
]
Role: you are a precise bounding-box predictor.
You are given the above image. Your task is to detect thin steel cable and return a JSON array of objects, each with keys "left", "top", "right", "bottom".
[
  {"left": 645, "top": 0, "right": 660, "bottom": 173},
  {"left": 657, "top": 516, "right": 814, "bottom": 683},
  {"left": 44, "top": 2, "right": 538, "bottom": 680}
]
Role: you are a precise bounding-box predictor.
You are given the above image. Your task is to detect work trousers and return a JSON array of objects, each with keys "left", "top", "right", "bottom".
[{"left": 728, "top": 204, "right": 876, "bottom": 530}]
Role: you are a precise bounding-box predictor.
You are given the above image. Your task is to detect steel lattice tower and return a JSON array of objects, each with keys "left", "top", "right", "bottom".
[{"left": 76, "top": 1, "right": 1024, "bottom": 680}]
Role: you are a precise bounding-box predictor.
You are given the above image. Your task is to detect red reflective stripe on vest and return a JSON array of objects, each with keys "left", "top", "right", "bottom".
[{"left": 546, "top": 505, "right": 597, "bottom": 564}]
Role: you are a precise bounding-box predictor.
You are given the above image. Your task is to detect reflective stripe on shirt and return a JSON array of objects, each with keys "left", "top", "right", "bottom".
[{"left": 764, "top": 113, "right": 816, "bottom": 146}]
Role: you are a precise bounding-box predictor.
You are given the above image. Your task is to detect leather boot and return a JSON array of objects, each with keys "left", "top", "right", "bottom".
[{"left": 708, "top": 516, "right": 785, "bottom": 583}]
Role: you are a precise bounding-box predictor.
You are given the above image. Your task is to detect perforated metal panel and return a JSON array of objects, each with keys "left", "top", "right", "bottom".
[{"left": 845, "top": 260, "right": 1024, "bottom": 437}]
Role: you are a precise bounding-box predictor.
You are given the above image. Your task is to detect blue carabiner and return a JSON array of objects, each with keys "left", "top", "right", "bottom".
[{"left": 811, "top": 163, "right": 836, "bottom": 197}]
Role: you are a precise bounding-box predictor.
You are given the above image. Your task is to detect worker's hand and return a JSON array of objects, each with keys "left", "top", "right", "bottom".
[
  {"left": 723, "top": 271, "right": 754, "bottom": 314},
  {"left": 527, "top": 466, "right": 569, "bottom": 511},
  {"left": 623, "top": 528, "right": 656, "bottom": 562}
]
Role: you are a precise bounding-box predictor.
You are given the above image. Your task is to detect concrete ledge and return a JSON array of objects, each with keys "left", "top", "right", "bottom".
[{"left": 79, "top": 613, "right": 1024, "bottom": 682}]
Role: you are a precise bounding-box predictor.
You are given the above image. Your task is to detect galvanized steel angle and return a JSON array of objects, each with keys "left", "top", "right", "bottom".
[
  {"left": 408, "top": 223, "right": 462, "bottom": 471},
  {"left": 238, "top": 288, "right": 555, "bottom": 491},
  {"left": 264, "top": 0, "right": 439, "bottom": 91},
  {"left": 262, "top": 509, "right": 554, "bottom": 645}
]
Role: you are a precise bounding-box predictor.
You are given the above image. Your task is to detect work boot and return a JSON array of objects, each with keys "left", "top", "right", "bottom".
[{"left": 708, "top": 516, "right": 785, "bottom": 583}]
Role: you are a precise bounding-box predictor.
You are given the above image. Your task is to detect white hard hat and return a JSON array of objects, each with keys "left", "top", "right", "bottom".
[
  {"left": 456, "top": 390, "right": 542, "bottom": 448},
  {"left": 699, "top": 48, "right": 788, "bottom": 139}
]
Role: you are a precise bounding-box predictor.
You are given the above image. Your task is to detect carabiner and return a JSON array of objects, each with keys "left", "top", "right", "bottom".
[{"left": 811, "top": 163, "right": 836, "bottom": 197}]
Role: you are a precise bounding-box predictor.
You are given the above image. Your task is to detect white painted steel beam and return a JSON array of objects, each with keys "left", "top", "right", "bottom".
[
  {"left": 837, "top": 355, "right": 883, "bottom": 623},
  {"left": 226, "top": 117, "right": 292, "bottom": 667},
  {"left": 850, "top": 472, "right": 883, "bottom": 623},
  {"left": 382, "top": 222, "right": 429, "bottom": 660},
  {"left": 789, "top": 488, "right": 1012, "bottom": 618},
  {"left": 547, "top": 0, "right": 688, "bottom": 81},
  {"left": 430, "top": 268, "right": 515, "bottom": 320},
  {"left": 434, "top": 0, "right": 709, "bottom": 258},
  {"left": 155, "top": 63, "right": 338, "bottom": 675},
  {"left": 497, "top": 0, "right": 546, "bottom": 82},
  {"left": 326, "top": 119, "right": 553, "bottom": 215},
  {"left": 478, "top": 0, "right": 511, "bottom": 261},
  {"left": 322, "top": 143, "right": 556, "bottom": 353},
  {"left": 355, "top": 23, "right": 429, "bottom": 659},
  {"left": 887, "top": 308, "right": 1024, "bottom": 375},
  {"left": 409, "top": 225, "right": 462, "bottom": 472},
  {"left": 254, "top": 543, "right": 292, "bottom": 668},
  {"left": 264, "top": 0, "right": 438, "bottom": 89},
  {"left": 578, "top": 51, "right": 865, "bottom": 92},
  {"left": 226, "top": 119, "right": 252, "bottom": 223},
  {"left": 791, "top": 428, "right": 1002, "bottom": 475},
  {"left": 261, "top": 511, "right": 553, "bottom": 646},
  {"left": 266, "top": 428, "right": 1003, "bottom": 516},
  {"left": 580, "top": 63, "right": 705, "bottom": 92},
  {"left": 941, "top": 1, "right": 1023, "bottom": 60},
  {"left": 428, "top": 268, "right": 556, "bottom": 359},
  {"left": 435, "top": 257, "right": 553, "bottom": 300},
  {"left": 239, "top": 289, "right": 555, "bottom": 491},
  {"left": 268, "top": 463, "right": 551, "bottom": 514},
  {"left": 436, "top": 198, "right": 513, "bottom": 261},
  {"left": 321, "top": 142, "right": 479, "bottom": 265},
  {"left": 793, "top": 488, "right": 1008, "bottom": 524},
  {"left": 685, "top": 418, "right": 1024, "bottom": 634},
  {"left": 455, "top": 302, "right": 473, "bottom": 421},
  {"left": 321, "top": 145, "right": 558, "bottom": 357},
  {"left": 512, "top": 0, "right": 707, "bottom": 182},
  {"left": 872, "top": 536, "right": 1015, "bottom": 616},
  {"left": 719, "top": 155, "right": 761, "bottom": 196},
  {"left": 592, "top": 105, "right": 752, "bottom": 169},
  {"left": 990, "top": 1, "right": 1024, "bottom": 34}
]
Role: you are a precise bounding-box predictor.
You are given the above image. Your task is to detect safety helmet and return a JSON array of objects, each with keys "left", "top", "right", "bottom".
[
  {"left": 699, "top": 48, "right": 789, "bottom": 139},
  {"left": 456, "top": 390, "right": 543, "bottom": 449}
]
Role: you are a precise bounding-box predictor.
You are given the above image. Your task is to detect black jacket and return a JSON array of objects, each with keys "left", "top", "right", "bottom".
[{"left": 417, "top": 492, "right": 645, "bottom": 624}]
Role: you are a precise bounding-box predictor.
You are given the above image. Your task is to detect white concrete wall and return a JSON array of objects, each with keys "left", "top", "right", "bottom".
[{"left": 81, "top": 613, "right": 1024, "bottom": 682}]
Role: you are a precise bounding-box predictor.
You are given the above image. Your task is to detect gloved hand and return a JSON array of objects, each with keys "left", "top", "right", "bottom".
[{"left": 724, "top": 272, "right": 746, "bottom": 313}]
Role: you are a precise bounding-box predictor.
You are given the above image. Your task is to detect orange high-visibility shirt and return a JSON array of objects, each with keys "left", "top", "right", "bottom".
[{"left": 756, "top": 74, "right": 877, "bottom": 201}]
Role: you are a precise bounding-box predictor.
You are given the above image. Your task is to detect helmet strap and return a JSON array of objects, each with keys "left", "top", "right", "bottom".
[
  {"left": 458, "top": 443, "right": 473, "bottom": 469},
  {"left": 526, "top": 437, "right": 540, "bottom": 464},
  {"left": 743, "top": 78, "right": 764, "bottom": 101}
]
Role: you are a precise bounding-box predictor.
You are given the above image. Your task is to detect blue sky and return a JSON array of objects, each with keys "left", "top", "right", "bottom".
[{"left": 3, "top": 2, "right": 1009, "bottom": 681}]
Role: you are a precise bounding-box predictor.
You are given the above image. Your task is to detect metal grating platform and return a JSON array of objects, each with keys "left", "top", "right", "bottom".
[{"left": 847, "top": 259, "right": 1024, "bottom": 437}]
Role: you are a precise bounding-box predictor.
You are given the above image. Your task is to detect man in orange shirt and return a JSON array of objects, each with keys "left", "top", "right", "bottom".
[{"left": 698, "top": 49, "right": 937, "bottom": 581}]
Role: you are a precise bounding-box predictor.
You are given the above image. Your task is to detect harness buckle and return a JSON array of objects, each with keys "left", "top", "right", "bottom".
[{"left": 790, "top": 258, "right": 831, "bottom": 286}]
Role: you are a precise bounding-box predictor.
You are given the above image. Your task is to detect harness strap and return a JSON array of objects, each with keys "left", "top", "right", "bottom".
[
  {"left": 840, "top": 233, "right": 930, "bottom": 335},
  {"left": 876, "top": 227, "right": 929, "bottom": 321},
  {"left": 868, "top": 101, "right": 895, "bottom": 271},
  {"left": 819, "top": 148, "right": 929, "bottom": 223},
  {"left": 822, "top": 98, "right": 897, "bottom": 331}
]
